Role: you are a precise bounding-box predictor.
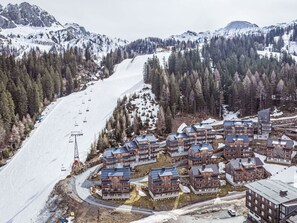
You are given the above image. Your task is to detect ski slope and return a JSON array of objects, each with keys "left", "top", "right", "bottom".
[{"left": 0, "top": 52, "right": 170, "bottom": 223}]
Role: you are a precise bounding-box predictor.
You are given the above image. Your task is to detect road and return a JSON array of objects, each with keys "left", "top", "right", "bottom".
[
  {"left": 0, "top": 52, "right": 170, "bottom": 223},
  {"left": 73, "top": 163, "right": 246, "bottom": 221}
]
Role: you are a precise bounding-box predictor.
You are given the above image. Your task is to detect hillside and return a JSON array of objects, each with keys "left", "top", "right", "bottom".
[{"left": 0, "top": 2, "right": 127, "bottom": 61}]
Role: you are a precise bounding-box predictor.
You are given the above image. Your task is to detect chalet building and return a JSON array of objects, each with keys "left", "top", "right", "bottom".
[
  {"left": 101, "top": 168, "right": 131, "bottom": 200},
  {"left": 224, "top": 135, "right": 252, "bottom": 160},
  {"left": 102, "top": 134, "right": 159, "bottom": 168},
  {"left": 188, "top": 143, "right": 219, "bottom": 167},
  {"left": 103, "top": 147, "right": 132, "bottom": 168},
  {"left": 148, "top": 167, "right": 180, "bottom": 200},
  {"left": 189, "top": 164, "right": 220, "bottom": 194},
  {"left": 257, "top": 109, "right": 272, "bottom": 140},
  {"left": 223, "top": 120, "right": 254, "bottom": 139},
  {"left": 225, "top": 157, "right": 265, "bottom": 186},
  {"left": 246, "top": 179, "right": 297, "bottom": 223},
  {"left": 166, "top": 123, "right": 216, "bottom": 158},
  {"left": 266, "top": 138, "right": 295, "bottom": 165}
]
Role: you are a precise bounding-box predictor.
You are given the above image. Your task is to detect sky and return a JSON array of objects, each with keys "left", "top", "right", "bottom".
[{"left": 1, "top": 0, "right": 297, "bottom": 40}]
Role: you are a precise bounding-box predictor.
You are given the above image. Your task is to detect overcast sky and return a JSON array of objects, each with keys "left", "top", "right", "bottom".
[{"left": 1, "top": 0, "right": 297, "bottom": 40}]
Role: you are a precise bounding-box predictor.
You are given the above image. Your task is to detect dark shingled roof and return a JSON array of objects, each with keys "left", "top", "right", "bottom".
[
  {"left": 226, "top": 135, "right": 250, "bottom": 143},
  {"left": 101, "top": 167, "right": 131, "bottom": 179},
  {"left": 191, "top": 164, "right": 219, "bottom": 175},
  {"left": 190, "top": 143, "right": 213, "bottom": 152},
  {"left": 149, "top": 167, "right": 179, "bottom": 180},
  {"left": 135, "top": 134, "right": 157, "bottom": 143},
  {"left": 229, "top": 157, "right": 263, "bottom": 169},
  {"left": 267, "top": 138, "right": 294, "bottom": 149},
  {"left": 223, "top": 120, "right": 253, "bottom": 127},
  {"left": 103, "top": 147, "right": 129, "bottom": 158}
]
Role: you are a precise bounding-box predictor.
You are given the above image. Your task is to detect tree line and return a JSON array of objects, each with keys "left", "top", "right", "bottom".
[
  {"left": 144, "top": 35, "right": 297, "bottom": 134},
  {"left": 0, "top": 48, "right": 98, "bottom": 162}
]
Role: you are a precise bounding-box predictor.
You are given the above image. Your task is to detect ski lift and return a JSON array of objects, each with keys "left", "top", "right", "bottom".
[
  {"left": 61, "top": 164, "right": 66, "bottom": 171},
  {"left": 74, "top": 121, "right": 78, "bottom": 127},
  {"left": 88, "top": 98, "right": 91, "bottom": 102},
  {"left": 78, "top": 110, "right": 82, "bottom": 115},
  {"left": 83, "top": 117, "right": 87, "bottom": 123},
  {"left": 69, "top": 137, "right": 73, "bottom": 143},
  {"left": 86, "top": 107, "right": 89, "bottom": 112}
]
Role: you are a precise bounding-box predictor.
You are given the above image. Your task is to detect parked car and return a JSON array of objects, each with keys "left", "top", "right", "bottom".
[{"left": 228, "top": 209, "right": 236, "bottom": 217}]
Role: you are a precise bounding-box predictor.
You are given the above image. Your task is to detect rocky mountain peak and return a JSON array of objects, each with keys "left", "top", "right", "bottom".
[{"left": 0, "top": 2, "right": 60, "bottom": 29}]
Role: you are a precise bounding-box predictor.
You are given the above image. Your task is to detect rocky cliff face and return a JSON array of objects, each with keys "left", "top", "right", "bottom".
[
  {"left": 0, "top": 2, "right": 60, "bottom": 29},
  {"left": 0, "top": 2, "right": 127, "bottom": 61}
]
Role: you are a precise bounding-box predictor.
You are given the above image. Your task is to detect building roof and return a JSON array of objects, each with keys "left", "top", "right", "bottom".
[
  {"left": 258, "top": 108, "right": 270, "bottom": 123},
  {"left": 223, "top": 120, "right": 253, "bottom": 127},
  {"left": 125, "top": 140, "right": 138, "bottom": 150},
  {"left": 246, "top": 179, "right": 297, "bottom": 205},
  {"left": 149, "top": 167, "right": 179, "bottom": 180},
  {"left": 267, "top": 138, "right": 294, "bottom": 149},
  {"left": 226, "top": 135, "right": 250, "bottom": 143},
  {"left": 101, "top": 168, "right": 131, "bottom": 179},
  {"left": 191, "top": 164, "right": 219, "bottom": 175},
  {"left": 190, "top": 143, "right": 213, "bottom": 153},
  {"left": 167, "top": 133, "right": 189, "bottom": 141},
  {"left": 103, "top": 147, "right": 129, "bottom": 157},
  {"left": 193, "top": 123, "right": 213, "bottom": 130},
  {"left": 229, "top": 157, "right": 263, "bottom": 169},
  {"left": 135, "top": 134, "right": 157, "bottom": 143}
]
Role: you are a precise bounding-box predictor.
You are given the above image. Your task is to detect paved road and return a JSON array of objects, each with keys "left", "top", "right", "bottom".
[
  {"left": 72, "top": 165, "right": 246, "bottom": 218},
  {"left": 73, "top": 165, "right": 154, "bottom": 215}
]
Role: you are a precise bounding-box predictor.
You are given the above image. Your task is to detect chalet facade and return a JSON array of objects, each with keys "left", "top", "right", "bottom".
[
  {"left": 166, "top": 123, "right": 216, "bottom": 158},
  {"left": 224, "top": 135, "right": 252, "bottom": 160},
  {"left": 223, "top": 120, "right": 254, "bottom": 139},
  {"left": 189, "top": 164, "right": 220, "bottom": 194},
  {"left": 257, "top": 109, "right": 272, "bottom": 140},
  {"left": 266, "top": 138, "right": 295, "bottom": 165},
  {"left": 225, "top": 157, "right": 265, "bottom": 186},
  {"left": 246, "top": 179, "right": 297, "bottom": 223},
  {"left": 148, "top": 167, "right": 180, "bottom": 200},
  {"left": 188, "top": 143, "right": 219, "bottom": 167},
  {"left": 102, "top": 134, "right": 159, "bottom": 168},
  {"left": 101, "top": 168, "right": 131, "bottom": 200}
]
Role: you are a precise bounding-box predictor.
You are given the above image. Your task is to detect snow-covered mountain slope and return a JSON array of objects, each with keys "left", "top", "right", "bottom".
[
  {"left": 0, "top": 2, "right": 127, "bottom": 61},
  {"left": 0, "top": 2, "right": 60, "bottom": 28},
  {"left": 171, "top": 20, "right": 296, "bottom": 42},
  {"left": 0, "top": 51, "right": 170, "bottom": 223}
]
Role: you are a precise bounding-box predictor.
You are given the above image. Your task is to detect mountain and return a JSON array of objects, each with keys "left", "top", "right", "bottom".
[
  {"left": 224, "top": 21, "right": 258, "bottom": 30},
  {"left": 171, "top": 20, "right": 296, "bottom": 42},
  {"left": 0, "top": 2, "right": 128, "bottom": 62},
  {"left": 0, "top": 2, "right": 60, "bottom": 28}
]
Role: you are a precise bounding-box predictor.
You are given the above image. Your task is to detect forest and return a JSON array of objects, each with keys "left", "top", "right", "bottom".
[
  {"left": 144, "top": 35, "right": 297, "bottom": 134},
  {"left": 0, "top": 48, "right": 98, "bottom": 162}
]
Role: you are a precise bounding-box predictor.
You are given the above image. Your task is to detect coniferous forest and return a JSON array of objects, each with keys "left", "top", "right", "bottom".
[
  {"left": 0, "top": 48, "right": 97, "bottom": 160},
  {"left": 144, "top": 35, "right": 297, "bottom": 134}
]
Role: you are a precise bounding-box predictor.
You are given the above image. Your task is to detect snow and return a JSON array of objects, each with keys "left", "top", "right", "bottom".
[
  {"left": 127, "top": 85, "right": 159, "bottom": 130},
  {"left": 218, "top": 143, "right": 225, "bottom": 149},
  {"left": 271, "top": 166, "right": 297, "bottom": 188},
  {"left": 271, "top": 107, "right": 283, "bottom": 117},
  {"left": 177, "top": 123, "right": 187, "bottom": 133},
  {"left": 254, "top": 153, "right": 286, "bottom": 175},
  {"left": 0, "top": 51, "right": 170, "bottom": 223}
]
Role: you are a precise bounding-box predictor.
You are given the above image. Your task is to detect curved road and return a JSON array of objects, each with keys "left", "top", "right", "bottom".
[{"left": 73, "top": 165, "right": 246, "bottom": 218}]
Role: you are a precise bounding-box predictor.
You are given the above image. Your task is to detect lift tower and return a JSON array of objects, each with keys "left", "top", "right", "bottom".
[{"left": 71, "top": 131, "right": 83, "bottom": 164}]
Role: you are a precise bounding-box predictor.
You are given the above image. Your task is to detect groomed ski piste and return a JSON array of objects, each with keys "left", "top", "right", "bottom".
[{"left": 0, "top": 51, "right": 170, "bottom": 223}]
